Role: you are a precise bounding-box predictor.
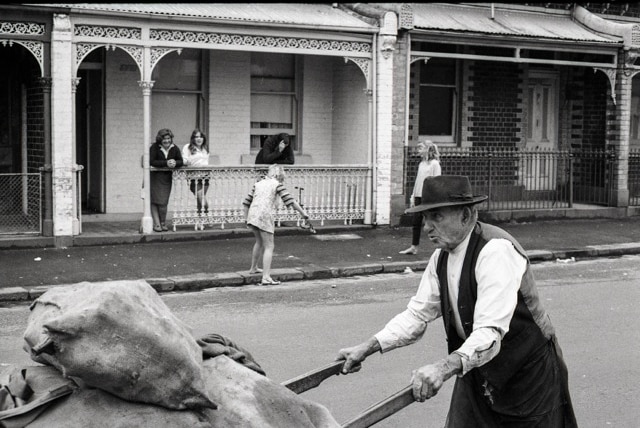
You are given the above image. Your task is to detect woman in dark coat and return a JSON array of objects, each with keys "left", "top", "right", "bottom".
[
  {"left": 254, "top": 133, "right": 295, "bottom": 165},
  {"left": 150, "top": 128, "right": 183, "bottom": 232}
]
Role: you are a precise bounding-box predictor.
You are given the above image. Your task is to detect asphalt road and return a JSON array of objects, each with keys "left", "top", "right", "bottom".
[{"left": 1, "top": 255, "right": 639, "bottom": 427}]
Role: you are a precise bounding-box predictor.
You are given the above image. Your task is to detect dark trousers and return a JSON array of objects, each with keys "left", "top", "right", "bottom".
[{"left": 410, "top": 197, "right": 423, "bottom": 246}]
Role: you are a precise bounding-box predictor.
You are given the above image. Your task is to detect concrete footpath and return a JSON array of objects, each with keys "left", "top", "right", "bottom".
[{"left": 1, "top": 217, "right": 640, "bottom": 303}]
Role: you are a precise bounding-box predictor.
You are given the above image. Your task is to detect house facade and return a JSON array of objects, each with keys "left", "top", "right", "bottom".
[
  {"left": 383, "top": 2, "right": 640, "bottom": 223},
  {"left": 1, "top": 3, "right": 639, "bottom": 246}
]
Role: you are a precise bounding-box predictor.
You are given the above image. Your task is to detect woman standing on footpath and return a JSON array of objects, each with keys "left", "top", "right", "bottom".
[
  {"left": 150, "top": 128, "right": 183, "bottom": 232},
  {"left": 182, "top": 129, "right": 210, "bottom": 215},
  {"left": 399, "top": 140, "right": 441, "bottom": 255},
  {"left": 243, "top": 164, "right": 309, "bottom": 285}
]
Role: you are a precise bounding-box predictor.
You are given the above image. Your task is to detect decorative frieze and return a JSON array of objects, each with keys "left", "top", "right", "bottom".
[
  {"left": 149, "top": 28, "right": 371, "bottom": 55},
  {"left": 0, "top": 21, "right": 45, "bottom": 36},
  {"left": 74, "top": 24, "right": 141, "bottom": 40}
]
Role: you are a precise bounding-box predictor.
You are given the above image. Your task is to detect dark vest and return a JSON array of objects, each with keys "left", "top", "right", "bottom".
[{"left": 436, "top": 222, "right": 553, "bottom": 390}]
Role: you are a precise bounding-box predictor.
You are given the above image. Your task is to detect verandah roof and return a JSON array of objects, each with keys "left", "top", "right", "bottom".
[
  {"left": 411, "top": 3, "right": 620, "bottom": 45},
  {"left": 25, "top": 3, "right": 377, "bottom": 32}
]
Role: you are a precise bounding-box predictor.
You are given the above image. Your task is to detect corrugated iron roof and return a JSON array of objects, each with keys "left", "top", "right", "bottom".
[
  {"left": 412, "top": 3, "right": 621, "bottom": 44},
  {"left": 27, "top": 3, "right": 375, "bottom": 31}
]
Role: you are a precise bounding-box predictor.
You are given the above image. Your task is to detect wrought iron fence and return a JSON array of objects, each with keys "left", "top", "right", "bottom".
[
  {"left": 404, "top": 147, "right": 615, "bottom": 211},
  {"left": 0, "top": 173, "right": 41, "bottom": 235},
  {"left": 164, "top": 165, "right": 371, "bottom": 230},
  {"left": 630, "top": 148, "right": 640, "bottom": 206}
]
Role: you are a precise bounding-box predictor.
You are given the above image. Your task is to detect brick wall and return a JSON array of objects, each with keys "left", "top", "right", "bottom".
[
  {"left": 467, "top": 61, "right": 523, "bottom": 148},
  {"left": 582, "top": 70, "right": 608, "bottom": 150}
]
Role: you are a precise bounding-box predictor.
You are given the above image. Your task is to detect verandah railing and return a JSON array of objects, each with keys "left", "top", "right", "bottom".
[
  {"left": 630, "top": 148, "right": 640, "bottom": 206},
  {"left": 165, "top": 165, "right": 371, "bottom": 230},
  {"left": 0, "top": 173, "right": 41, "bottom": 235},
  {"left": 405, "top": 147, "right": 617, "bottom": 211}
]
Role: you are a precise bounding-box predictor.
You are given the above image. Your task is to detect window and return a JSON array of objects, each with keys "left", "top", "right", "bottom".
[
  {"left": 250, "top": 52, "right": 298, "bottom": 151},
  {"left": 418, "top": 58, "right": 458, "bottom": 144},
  {"left": 151, "top": 49, "right": 206, "bottom": 145}
]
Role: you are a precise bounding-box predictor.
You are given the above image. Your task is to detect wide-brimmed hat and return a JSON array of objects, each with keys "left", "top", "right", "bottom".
[{"left": 405, "top": 175, "right": 488, "bottom": 213}]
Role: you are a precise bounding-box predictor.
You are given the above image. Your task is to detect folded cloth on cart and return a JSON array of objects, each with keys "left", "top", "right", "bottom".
[
  {"left": 0, "top": 356, "right": 340, "bottom": 428},
  {"left": 198, "top": 333, "right": 266, "bottom": 376},
  {"left": 22, "top": 280, "right": 216, "bottom": 411}
]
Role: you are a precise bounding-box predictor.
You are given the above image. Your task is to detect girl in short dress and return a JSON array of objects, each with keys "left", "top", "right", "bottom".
[{"left": 243, "top": 164, "right": 309, "bottom": 285}]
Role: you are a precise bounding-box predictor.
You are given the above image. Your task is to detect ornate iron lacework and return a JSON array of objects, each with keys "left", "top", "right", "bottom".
[
  {"left": 76, "top": 43, "right": 99, "bottom": 68},
  {"left": 0, "top": 21, "right": 45, "bottom": 36},
  {"left": 151, "top": 48, "right": 182, "bottom": 71},
  {"left": 1, "top": 40, "right": 44, "bottom": 75},
  {"left": 120, "top": 45, "right": 143, "bottom": 70},
  {"left": 149, "top": 29, "right": 371, "bottom": 54},
  {"left": 74, "top": 25, "right": 141, "bottom": 40},
  {"left": 75, "top": 43, "right": 143, "bottom": 73}
]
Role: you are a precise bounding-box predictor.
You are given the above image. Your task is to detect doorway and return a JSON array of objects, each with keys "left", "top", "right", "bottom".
[
  {"left": 76, "top": 51, "right": 105, "bottom": 214},
  {"left": 522, "top": 70, "right": 559, "bottom": 191}
]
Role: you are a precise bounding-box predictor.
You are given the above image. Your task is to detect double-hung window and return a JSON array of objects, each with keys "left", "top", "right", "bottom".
[
  {"left": 419, "top": 58, "right": 458, "bottom": 145},
  {"left": 151, "top": 49, "right": 206, "bottom": 143},
  {"left": 250, "top": 52, "right": 298, "bottom": 151}
]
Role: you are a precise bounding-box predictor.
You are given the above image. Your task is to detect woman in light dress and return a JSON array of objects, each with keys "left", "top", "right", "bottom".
[
  {"left": 242, "top": 165, "right": 309, "bottom": 285},
  {"left": 182, "top": 129, "right": 210, "bottom": 215},
  {"left": 399, "top": 140, "right": 441, "bottom": 255}
]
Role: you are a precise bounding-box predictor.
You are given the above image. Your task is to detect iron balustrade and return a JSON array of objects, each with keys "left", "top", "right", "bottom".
[
  {"left": 404, "top": 147, "right": 617, "bottom": 211},
  {"left": 162, "top": 165, "right": 371, "bottom": 230}
]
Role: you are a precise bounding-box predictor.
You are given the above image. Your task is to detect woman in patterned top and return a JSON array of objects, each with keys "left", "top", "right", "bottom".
[{"left": 243, "top": 165, "right": 309, "bottom": 285}]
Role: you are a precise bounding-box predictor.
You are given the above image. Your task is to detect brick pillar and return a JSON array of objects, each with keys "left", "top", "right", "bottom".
[
  {"left": 375, "top": 34, "right": 395, "bottom": 225},
  {"left": 609, "top": 54, "right": 631, "bottom": 207},
  {"left": 50, "top": 13, "right": 75, "bottom": 246},
  {"left": 389, "top": 31, "right": 410, "bottom": 225}
]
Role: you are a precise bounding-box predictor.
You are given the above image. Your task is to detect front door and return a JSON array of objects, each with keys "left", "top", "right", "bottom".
[
  {"left": 76, "top": 54, "right": 105, "bottom": 213},
  {"left": 522, "top": 71, "right": 558, "bottom": 191}
]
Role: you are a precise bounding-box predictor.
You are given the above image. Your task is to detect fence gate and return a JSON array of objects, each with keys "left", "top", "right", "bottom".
[{"left": 0, "top": 173, "right": 41, "bottom": 235}]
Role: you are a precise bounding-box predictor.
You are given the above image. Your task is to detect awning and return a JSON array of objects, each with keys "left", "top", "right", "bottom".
[
  {"left": 25, "top": 3, "right": 377, "bottom": 33},
  {"left": 407, "top": 3, "right": 621, "bottom": 68},
  {"left": 411, "top": 3, "right": 620, "bottom": 46}
]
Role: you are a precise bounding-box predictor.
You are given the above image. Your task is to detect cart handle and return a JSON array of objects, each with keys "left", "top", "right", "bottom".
[
  {"left": 341, "top": 385, "right": 414, "bottom": 428},
  {"left": 281, "top": 360, "right": 344, "bottom": 394}
]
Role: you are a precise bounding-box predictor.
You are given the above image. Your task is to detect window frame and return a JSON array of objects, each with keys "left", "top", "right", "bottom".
[
  {"left": 249, "top": 53, "right": 300, "bottom": 153},
  {"left": 418, "top": 58, "right": 460, "bottom": 146}
]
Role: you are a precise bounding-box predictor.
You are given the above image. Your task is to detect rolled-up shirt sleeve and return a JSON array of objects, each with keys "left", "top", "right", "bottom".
[
  {"left": 374, "top": 251, "right": 443, "bottom": 352},
  {"left": 454, "top": 239, "right": 527, "bottom": 375}
]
